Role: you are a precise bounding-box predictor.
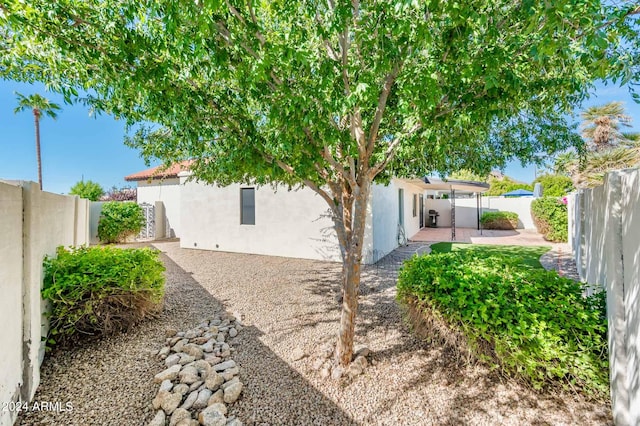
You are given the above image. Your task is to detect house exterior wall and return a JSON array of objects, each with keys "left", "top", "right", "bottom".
[
  {"left": 179, "top": 178, "right": 342, "bottom": 262},
  {"left": 137, "top": 178, "right": 181, "bottom": 238},
  {"left": 370, "top": 179, "right": 424, "bottom": 261}
]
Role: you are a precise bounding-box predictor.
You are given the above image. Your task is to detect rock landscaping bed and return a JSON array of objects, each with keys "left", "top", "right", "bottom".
[
  {"left": 20, "top": 241, "right": 612, "bottom": 426},
  {"left": 149, "top": 316, "right": 244, "bottom": 426}
]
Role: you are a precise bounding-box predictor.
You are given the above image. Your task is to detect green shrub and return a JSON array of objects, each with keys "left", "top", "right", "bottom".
[
  {"left": 397, "top": 252, "right": 608, "bottom": 399},
  {"left": 97, "top": 201, "right": 145, "bottom": 243},
  {"left": 42, "top": 246, "right": 165, "bottom": 347},
  {"left": 480, "top": 211, "right": 519, "bottom": 230},
  {"left": 532, "top": 174, "right": 574, "bottom": 197},
  {"left": 69, "top": 179, "right": 104, "bottom": 201},
  {"left": 531, "top": 197, "right": 568, "bottom": 242}
]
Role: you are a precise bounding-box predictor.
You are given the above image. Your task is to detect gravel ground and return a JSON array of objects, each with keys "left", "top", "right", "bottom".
[{"left": 19, "top": 241, "right": 610, "bottom": 425}]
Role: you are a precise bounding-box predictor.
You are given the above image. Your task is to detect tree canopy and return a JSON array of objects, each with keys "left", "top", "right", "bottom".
[
  {"left": 3, "top": 0, "right": 639, "bottom": 366},
  {"left": 69, "top": 179, "right": 104, "bottom": 201}
]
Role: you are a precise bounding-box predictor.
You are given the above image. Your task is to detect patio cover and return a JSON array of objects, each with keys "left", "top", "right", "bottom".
[{"left": 400, "top": 177, "right": 490, "bottom": 241}]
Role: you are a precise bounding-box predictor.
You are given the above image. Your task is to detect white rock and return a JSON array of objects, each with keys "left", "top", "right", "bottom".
[
  {"left": 202, "top": 340, "right": 215, "bottom": 353},
  {"left": 216, "top": 333, "right": 225, "bottom": 343},
  {"left": 183, "top": 344, "right": 204, "bottom": 360},
  {"left": 198, "top": 405, "right": 227, "bottom": 426},
  {"left": 160, "top": 379, "right": 174, "bottom": 393},
  {"left": 311, "top": 358, "right": 325, "bottom": 371},
  {"left": 226, "top": 418, "right": 244, "bottom": 426},
  {"left": 154, "top": 364, "right": 182, "bottom": 383},
  {"left": 205, "top": 372, "right": 225, "bottom": 391},
  {"left": 206, "top": 402, "right": 228, "bottom": 416},
  {"left": 354, "top": 345, "right": 370, "bottom": 358},
  {"left": 193, "top": 389, "right": 212, "bottom": 409},
  {"left": 161, "top": 391, "right": 183, "bottom": 415},
  {"left": 158, "top": 346, "right": 171, "bottom": 359},
  {"left": 180, "top": 391, "right": 198, "bottom": 410},
  {"left": 207, "top": 389, "right": 224, "bottom": 405},
  {"left": 291, "top": 347, "right": 306, "bottom": 361},
  {"left": 221, "top": 367, "right": 239, "bottom": 381},
  {"left": 228, "top": 328, "right": 238, "bottom": 338},
  {"left": 177, "top": 331, "right": 186, "bottom": 337},
  {"left": 319, "top": 367, "right": 330, "bottom": 379},
  {"left": 165, "top": 353, "right": 181, "bottom": 367},
  {"left": 205, "top": 354, "right": 222, "bottom": 365},
  {"left": 179, "top": 366, "right": 200, "bottom": 384},
  {"left": 220, "top": 377, "right": 239, "bottom": 390},
  {"left": 189, "top": 381, "right": 203, "bottom": 392},
  {"left": 165, "top": 327, "right": 179, "bottom": 338},
  {"left": 173, "top": 339, "right": 189, "bottom": 353},
  {"left": 331, "top": 366, "right": 344, "bottom": 380},
  {"left": 223, "top": 382, "right": 243, "bottom": 404},
  {"left": 212, "top": 360, "right": 236, "bottom": 372},
  {"left": 179, "top": 354, "right": 196, "bottom": 365},
  {"left": 173, "top": 384, "right": 189, "bottom": 395},
  {"left": 169, "top": 407, "right": 191, "bottom": 426},
  {"left": 148, "top": 410, "right": 165, "bottom": 426},
  {"left": 152, "top": 390, "right": 169, "bottom": 410},
  {"left": 184, "top": 329, "right": 201, "bottom": 339},
  {"left": 194, "top": 360, "right": 212, "bottom": 375}
]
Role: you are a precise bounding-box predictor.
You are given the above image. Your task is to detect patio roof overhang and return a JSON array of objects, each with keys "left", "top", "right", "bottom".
[{"left": 401, "top": 177, "right": 490, "bottom": 193}]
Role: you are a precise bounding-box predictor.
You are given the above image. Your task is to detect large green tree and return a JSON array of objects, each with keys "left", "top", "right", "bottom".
[
  {"left": 69, "top": 179, "right": 104, "bottom": 201},
  {"left": 2, "top": 1, "right": 639, "bottom": 366},
  {"left": 14, "top": 92, "right": 61, "bottom": 190}
]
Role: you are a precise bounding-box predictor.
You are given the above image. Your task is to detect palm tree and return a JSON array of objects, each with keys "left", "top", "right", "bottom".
[
  {"left": 580, "top": 101, "right": 632, "bottom": 152},
  {"left": 14, "top": 92, "right": 61, "bottom": 190}
]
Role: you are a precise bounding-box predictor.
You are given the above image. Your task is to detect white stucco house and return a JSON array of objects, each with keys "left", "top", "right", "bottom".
[
  {"left": 125, "top": 163, "right": 430, "bottom": 263},
  {"left": 125, "top": 161, "right": 190, "bottom": 238}
]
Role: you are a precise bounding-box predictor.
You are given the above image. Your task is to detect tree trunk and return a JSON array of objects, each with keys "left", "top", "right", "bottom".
[
  {"left": 336, "top": 177, "right": 370, "bottom": 366},
  {"left": 33, "top": 110, "right": 42, "bottom": 190}
]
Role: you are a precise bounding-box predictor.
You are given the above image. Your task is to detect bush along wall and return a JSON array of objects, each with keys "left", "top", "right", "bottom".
[
  {"left": 97, "top": 201, "right": 145, "bottom": 243},
  {"left": 531, "top": 197, "right": 568, "bottom": 242},
  {"left": 480, "top": 211, "right": 519, "bottom": 230},
  {"left": 42, "top": 246, "right": 165, "bottom": 347},
  {"left": 397, "top": 252, "right": 609, "bottom": 399}
]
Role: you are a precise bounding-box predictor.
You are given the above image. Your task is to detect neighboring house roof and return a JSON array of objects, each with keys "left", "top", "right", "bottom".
[{"left": 125, "top": 160, "right": 192, "bottom": 181}]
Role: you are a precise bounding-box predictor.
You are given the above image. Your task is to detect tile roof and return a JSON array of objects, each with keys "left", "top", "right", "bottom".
[{"left": 124, "top": 160, "right": 193, "bottom": 181}]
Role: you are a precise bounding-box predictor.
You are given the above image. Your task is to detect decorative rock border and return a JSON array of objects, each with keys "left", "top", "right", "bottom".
[
  {"left": 307, "top": 342, "right": 370, "bottom": 380},
  {"left": 149, "top": 314, "right": 245, "bottom": 426}
]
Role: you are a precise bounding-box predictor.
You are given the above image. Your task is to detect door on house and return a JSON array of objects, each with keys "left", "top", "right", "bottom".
[{"left": 419, "top": 194, "right": 424, "bottom": 228}]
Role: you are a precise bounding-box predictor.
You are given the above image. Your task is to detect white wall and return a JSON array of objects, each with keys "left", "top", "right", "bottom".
[
  {"left": 0, "top": 182, "right": 24, "bottom": 426},
  {"left": 180, "top": 179, "right": 342, "bottom": 262},
  {"left": 0, "top": 181, "right": 90, "bottom": 426},
  {"left": 425, "top": 196, "right": 535, "bottom": 229},
  {"left": 137, "top": 178, "right": 182, "bottom": 238},
  {"left": 568, "top": 168, "right": 640, "bottom": 426},
  {"left": 370, "top": 179, "right": 424, "bottom": 260}
]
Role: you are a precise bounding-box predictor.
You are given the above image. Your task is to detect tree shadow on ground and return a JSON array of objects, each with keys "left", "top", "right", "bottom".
[
  {"left": 20, "top": 250, "right": 356, "bottom": 426},
  {"left": 288, "top": 243, "right": 611, "bottom": 425}
]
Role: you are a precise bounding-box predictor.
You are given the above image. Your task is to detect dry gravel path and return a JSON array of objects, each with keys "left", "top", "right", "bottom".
[{"left": 19, "top": 241, "right": 610, "bottom": 425}]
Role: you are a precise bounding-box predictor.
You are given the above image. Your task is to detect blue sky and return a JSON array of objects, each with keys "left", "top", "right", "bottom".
[{"left": 1, "top": 80, "right": 639, "bottom": 194}]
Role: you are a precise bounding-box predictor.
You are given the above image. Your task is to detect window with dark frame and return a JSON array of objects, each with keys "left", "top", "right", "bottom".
[
  {"left": 240, "top": 188, "right": 255, "bottom": 225},
  {"left": 412, "top": 194, "right": 417, "bottom": 217}
]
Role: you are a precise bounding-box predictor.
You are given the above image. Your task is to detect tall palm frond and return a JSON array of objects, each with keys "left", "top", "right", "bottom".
[
  {"left": 580, "top": 101, "right": 632, "bottom": 152},
  {"left": 14, "top": 92, "right": 61, "bottom": 189}
]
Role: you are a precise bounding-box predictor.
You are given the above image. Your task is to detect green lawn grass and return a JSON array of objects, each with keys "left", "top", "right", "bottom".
[{"left": 429, "top": 242, "right": 551, "bottom": 269}]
